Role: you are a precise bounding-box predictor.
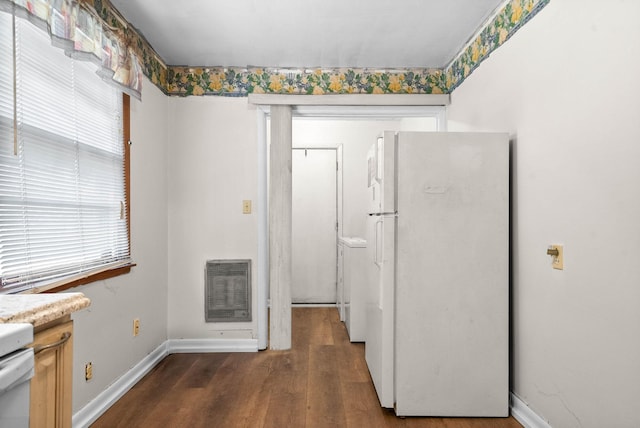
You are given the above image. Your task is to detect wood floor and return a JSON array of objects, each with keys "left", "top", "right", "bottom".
[{"left": 92, "top": 308, "right": 522, "bottom": 428}]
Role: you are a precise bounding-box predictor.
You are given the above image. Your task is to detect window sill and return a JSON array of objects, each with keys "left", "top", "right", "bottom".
[{"left": 30, "top": 262, "right": 137, "bottom": 294}]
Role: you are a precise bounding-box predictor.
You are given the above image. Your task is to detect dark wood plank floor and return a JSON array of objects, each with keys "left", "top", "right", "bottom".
[{"left": 92, "top": 307, "right": 522, "bottom": 428}]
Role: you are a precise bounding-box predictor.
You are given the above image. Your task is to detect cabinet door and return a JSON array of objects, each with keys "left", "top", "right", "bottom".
[{"left": 30, "top": 320, "right": 73, "bottom": 428}]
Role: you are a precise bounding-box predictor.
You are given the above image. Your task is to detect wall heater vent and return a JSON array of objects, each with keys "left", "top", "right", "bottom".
[{"left": 205, "top": 259, "right": 251, "bottom": 322}]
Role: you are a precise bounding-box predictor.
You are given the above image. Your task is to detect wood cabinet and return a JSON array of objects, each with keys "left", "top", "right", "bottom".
[{"left": 30, "top": 317, "right": 73, "bottom": 428}]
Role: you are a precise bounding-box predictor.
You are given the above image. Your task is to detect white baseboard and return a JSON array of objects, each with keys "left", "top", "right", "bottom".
[
  {"left": 72, "top": 338, "right": 258, "bottom": 427},
  {"left": 167, "top": 338, "right": 258, "bottom": 353},
  {"left": 511, "top": 392, "right": 552, "bottom": 428},
  {"left": 291, "top": 303, "right": 337, "bottom": 308},
  {"left": 72, "top": 342, "right": 168, "bottom": 428}
]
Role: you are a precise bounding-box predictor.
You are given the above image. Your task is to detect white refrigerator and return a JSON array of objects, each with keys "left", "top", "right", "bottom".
[{"left": 365, "top": 131, "right": 509, "bottom": 416}]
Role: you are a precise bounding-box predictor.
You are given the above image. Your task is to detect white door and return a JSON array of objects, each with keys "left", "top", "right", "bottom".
[{"left": 292, "top": 149, "right": 337, "bottom": 303}]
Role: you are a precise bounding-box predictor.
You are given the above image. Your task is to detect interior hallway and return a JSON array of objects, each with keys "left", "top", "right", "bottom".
[{"left": 92, "top": 308, "right": 522, "bottom": 427}]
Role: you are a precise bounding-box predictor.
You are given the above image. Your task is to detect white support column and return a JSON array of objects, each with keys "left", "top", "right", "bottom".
[
  {"left": 256, "top": 108, "right": 268, "bottom": 350},
  {"left": 269, "top": 105, "right": 292, "bottom": 350}
]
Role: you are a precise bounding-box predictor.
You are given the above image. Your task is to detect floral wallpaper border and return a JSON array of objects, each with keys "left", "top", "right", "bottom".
[
  {"left": 81, "top": 0, "right": 550, "bottom": 97},
  {"left": 166, "top": 67, "right": 447, "bottom": 97},
  {"left": 444, "top": 0, "right": 550, "bottom": 92}
]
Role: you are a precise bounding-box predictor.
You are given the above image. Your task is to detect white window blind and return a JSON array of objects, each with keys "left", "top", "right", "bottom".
[{"left": 0, "top": 10, "right": 130, "bottom": 293}]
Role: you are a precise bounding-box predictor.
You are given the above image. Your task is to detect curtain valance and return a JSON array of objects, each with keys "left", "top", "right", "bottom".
[{"left": 1, "top": 0, "right": 142, "bottom": 99}]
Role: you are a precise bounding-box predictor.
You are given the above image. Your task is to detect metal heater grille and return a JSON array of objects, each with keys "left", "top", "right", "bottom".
[{"left": 205, "top": 259, "right": 251, "bottom": 322}]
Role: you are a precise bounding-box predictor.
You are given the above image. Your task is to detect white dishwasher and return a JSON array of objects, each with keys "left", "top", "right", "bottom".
[{"left": 0, "top": 323, "right": 34, "bottom": 428}]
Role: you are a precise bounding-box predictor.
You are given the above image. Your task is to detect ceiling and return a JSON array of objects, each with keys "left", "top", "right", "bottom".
[{"left": 109, "top": 0, "right": 506, "bottom": 70}]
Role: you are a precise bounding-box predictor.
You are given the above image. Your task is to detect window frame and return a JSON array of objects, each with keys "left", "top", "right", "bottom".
[
  {"left": 42, "top": 93, "right": 134, "bottom": 293},
  {"left": 0, "top": 9, "right": 136, "bottom": 295}
]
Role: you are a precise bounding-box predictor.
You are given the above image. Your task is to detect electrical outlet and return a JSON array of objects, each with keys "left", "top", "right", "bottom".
[
  {"left": 85, "top": 362, "right": 93, "bottom": 381},
  {"left": 133, "top": 318, "right": 140, "bottom": 336}
]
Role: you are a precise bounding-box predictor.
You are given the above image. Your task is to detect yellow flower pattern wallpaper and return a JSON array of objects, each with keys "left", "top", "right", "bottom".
[
  {"left": 167, "top": 67, "right": 447, "bottom": 97},
  {"left": 14, "top": 0, "right": 548, "bottom": 97},
  {"left": 445, "top": 0, "right": 547, "bottom": 91}
]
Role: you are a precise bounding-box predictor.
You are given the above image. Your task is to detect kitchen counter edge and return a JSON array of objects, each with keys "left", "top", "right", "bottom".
[{"left": 0, "top": 292, "right": 91, "bottom": 327}]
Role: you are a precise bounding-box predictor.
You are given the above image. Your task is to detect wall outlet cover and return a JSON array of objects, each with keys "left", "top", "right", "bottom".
[
  {"left": 242, "top": 200, "right": 252, "bottom": 214},
  {"left": 85, "top": 362, "right": 93, "bottom": 381},
  {"left": 550, "top": 245, "right": 563, "bottom": 270},
  {"left": 133, "top": 319, "right": 140, "bottom": 336}
]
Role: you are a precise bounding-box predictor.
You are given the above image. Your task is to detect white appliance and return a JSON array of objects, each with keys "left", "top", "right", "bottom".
[
  {"left": 0, "top": 323, "right": 34, "bottom": 428},
  {"left": 338, "top": 236, "right": 367, "bottom": 341},
  {"left": 365, "top": 131, "right": 509, "bottom": 416}
]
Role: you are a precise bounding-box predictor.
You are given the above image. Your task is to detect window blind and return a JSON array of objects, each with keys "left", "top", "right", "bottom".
[{"left": 0, "top": 10, "right": 130, "bottom": 293}]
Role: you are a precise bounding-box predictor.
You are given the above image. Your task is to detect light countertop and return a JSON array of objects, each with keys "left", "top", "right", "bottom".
[{"left": 0, "top": 292, "right": 90, "bottom": 327}]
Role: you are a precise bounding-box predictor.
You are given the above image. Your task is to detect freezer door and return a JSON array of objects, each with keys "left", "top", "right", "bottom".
[
  {"left": 367, "top": 131, "right": 396, "bottom": 214},
  {"left": 366, "top": 143, "right": 381, "bottom": 214},
  {"left": 380, "top": 131, "right": 396, "bottom": 214}
]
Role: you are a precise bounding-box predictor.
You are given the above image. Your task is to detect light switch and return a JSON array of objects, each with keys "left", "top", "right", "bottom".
[{"left": 242, "top": 200, "right": 252, "bottom": 214}]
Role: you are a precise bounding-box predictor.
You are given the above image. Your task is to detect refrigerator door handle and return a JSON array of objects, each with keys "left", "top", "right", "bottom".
[{"left": 374, "top": 219, "right": 383, "bottom": 267}]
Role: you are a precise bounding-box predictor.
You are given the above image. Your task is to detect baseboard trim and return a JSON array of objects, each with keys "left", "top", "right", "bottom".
[
  {"left": 72, "top": 342, "right": 168, "bottom": 428},
  {"left": 167, "top": 338, "right": 259, "bottom": 353},
  {"left": 511, "top": 392, "right": 552, "bottom": 428},
  {"left": 72, "top": 338, "right": 258, "bottom": 427},
  {"left": 291, "top": 303, "right": 337, "bottom": 308}
]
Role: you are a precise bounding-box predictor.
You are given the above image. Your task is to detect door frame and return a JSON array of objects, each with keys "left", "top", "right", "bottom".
[{"left": 252, "top": 94, "right": 449, "bottom": 350}]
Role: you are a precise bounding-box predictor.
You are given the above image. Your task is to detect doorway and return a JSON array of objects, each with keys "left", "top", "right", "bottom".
[
  {"left": 292, "top": 148, "right": 338, "bottom": 304},
  {"left": 254, "top": 98, "right": 448, "bottom": 350}
]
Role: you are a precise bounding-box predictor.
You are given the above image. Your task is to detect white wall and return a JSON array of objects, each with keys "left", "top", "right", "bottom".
[
  {"left": 72, "top": 77, "right": 170, "bottom": 412},
  {"left": 292, "top": 119, "right": 402, "bottom": 238},
  {"left": 447, "top": 1, "right": 640, "bottom": 426},
  {"left": 399, "top": 117, "right": 438, "bottom": 132},
  {"left": 167, "top": 97, "right": 258, "bottom": 339}
]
